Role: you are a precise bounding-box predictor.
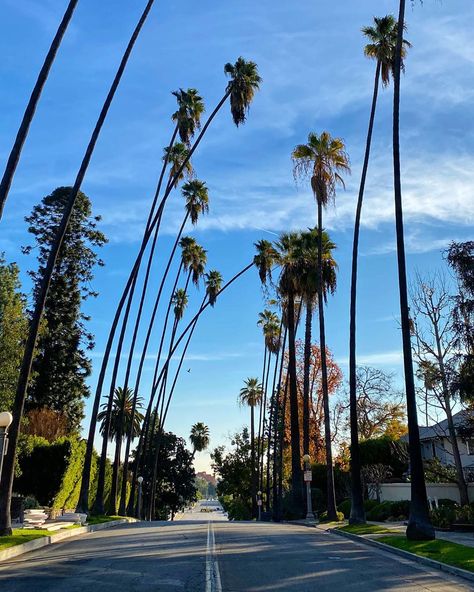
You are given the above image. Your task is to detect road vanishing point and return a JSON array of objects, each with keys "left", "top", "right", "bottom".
[{"left": 0, "top": 501, "right": 470, "bottom": 592}]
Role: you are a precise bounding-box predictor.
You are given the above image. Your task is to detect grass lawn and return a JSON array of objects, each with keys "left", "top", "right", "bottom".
[
  {"left": 339, "top": 524, "right": 397, "bottom": 536},
  {"left": 86, "top": 515, "right": 125, "bottom": 525},
  {"left": 0, "top": 524, "right": 82, "bottom": 551},
  {"left": 379, "top": 536, "right": 474, "bottom": 573}
]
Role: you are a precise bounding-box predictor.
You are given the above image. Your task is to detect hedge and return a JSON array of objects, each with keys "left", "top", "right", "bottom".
[{"left": 14, "top": 435, "right": 122, "bottom": 511}]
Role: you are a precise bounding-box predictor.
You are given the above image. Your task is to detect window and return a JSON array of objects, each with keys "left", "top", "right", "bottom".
[{"left": 466, "top": 439, "right": 474, "bottom": 456}]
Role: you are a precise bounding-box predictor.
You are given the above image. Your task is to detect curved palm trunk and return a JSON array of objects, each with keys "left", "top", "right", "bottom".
[
  {"left": 77, "top": 94, "right": 230, "bottom": 516},
  {"left": 317, "top": 200, "right": 337, "bottom": 521},
  {"left": 271, "top": 325, "right": 287, "bottom": 519},
  {"left": 0, "top": 0, "right": 78, "bottom": 217},
  {"left": 276, "top": 374, "right": 290, "bottom": 522},
  {"left": 250, "top": 404, "right": 257, "bottom": 519},
  {"left": 259, "top": 352, "right": 272, "bottom": 505},
  {"left": 0, "top": 0, "right": 158, "bottom": 534},
  {"left": 127, "top": 266, "right": 186, "bottom": 514},
  {"left": 256, "top": 348, "right": 267, "bottom": 500},
  {"left": 348, "top": 61, "right": 381, "bottom": 525},
  {"left": 287, "top": 292, "right": 303, "bottom": 515},
  {"left": 392, "top": 0, "right": 434, "bottom": 541},
  {"left": 116, "top": 214, "right": 189, "bottom": 515},
  {"left": 266, "top": 343, "right": 281, "bottom": 508},
  {"left": 303, "top": 301, "right": 313, "bottom": 455}
]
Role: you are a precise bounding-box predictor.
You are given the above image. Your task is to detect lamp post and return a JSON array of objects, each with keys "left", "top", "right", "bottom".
[
  {"left": 303, "top": 454, "right": 317, "bottom": 523},
  {"left": 0, "top": 412, "right": 13, "bottom": 485},
  {"left": 257, "top": 490, "right": 262, "bottom": 521},
  {"left": 137, "top": 476, "right": 144, "bottom": 520}
]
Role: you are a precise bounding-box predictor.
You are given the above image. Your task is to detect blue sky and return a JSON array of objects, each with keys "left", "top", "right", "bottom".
[{"left": 1, "top": 0, "right": 473, "bottom": 471}]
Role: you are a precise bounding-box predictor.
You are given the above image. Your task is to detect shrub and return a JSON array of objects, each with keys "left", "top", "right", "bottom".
[
  {"left": 438, "top": 498, "right": 459, "bottom": 509},
  {"left": 366, "top": 501, "right": 394, "bottom": 522},
  {"left": 358, "top": 437, "right": 407, "bottom": 478},
  {"left": 311, "top": 464, "right": 350, "bottom": 505},
  {"left": 337, "top": 498, "right": 380, "bottom": 519},
  {"left": 320, "top": 510, "right": 344, "bottom": 522},
  {"left": 220, "top": 495, "right": 252, "bottom": 520},
  {"left": 454, "top": 504, "right": 474, "bottom": 524},
  {"left": 430, "top": 506, "right": 455, "bottom": 529},
  {"left": 389, "top": 500, "right": 410, "bottom": 519}
]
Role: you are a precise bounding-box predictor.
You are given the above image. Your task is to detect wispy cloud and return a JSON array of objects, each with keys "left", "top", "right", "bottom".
[{"left": 337, "top": 350, "right": 403, "bottom": 367}]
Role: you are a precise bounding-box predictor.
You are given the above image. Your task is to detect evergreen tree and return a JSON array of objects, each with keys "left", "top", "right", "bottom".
[
  {"left": 0, "top": 255, "right": 28, "bottom": 412},
  {"left": 23, "top": 187, "right": 107, "bottom": 431}
]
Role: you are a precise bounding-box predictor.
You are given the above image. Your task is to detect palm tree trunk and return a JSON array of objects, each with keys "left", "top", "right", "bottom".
[
  {"left": 287, "top": 291, "right": 304, "bottom": 515},
  {"left": 392, "top": 0, "right": 434, "bottom": 541},
  {"left": 117, "top": 214, "right": 189, "bottom": 515},
  {"left": 0, "top": 0, "right": 158, "bottom": 534},
  {"left": 260, "top": 353, "right": 272, "bottom": 505},
  {"left": 251, "top": 405, "right": 257, "bottom": 518},
  {"left": 256, "top": 347, "right": 267, "bottom": 496},
  {"left": 266, "top": 323, "right": 283, "bottom": 508},
  {"left": 303, "top": 301, "right": 312, "bottom": 455},
  {"left": 76, "top": 93, "right": 230, "bottom": 515},
  {"left": 0, "top": 0, "right": 78, "bottom": 217},
  {"left": 348, "top": 61, "right": 381, "bottom": 525},
  {"left": 276, "top": 374, "right": 290, "bottom": 522},
  {"left": 317, "top": 200, "right": 337, "bottom": 521},
  {"left": 271, "top": 325, "right": 287, "bottom": 519}
]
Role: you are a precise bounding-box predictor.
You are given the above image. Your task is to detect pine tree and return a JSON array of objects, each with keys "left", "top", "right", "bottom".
[{"left": 23, "top": 187, "right": 107, "bottom": 431}]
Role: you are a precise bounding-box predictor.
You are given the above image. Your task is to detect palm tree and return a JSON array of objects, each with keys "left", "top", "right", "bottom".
[
  {"left": 96, "top": 178, "right": 207, "bottom": 515},
  {"left": 163, "top": 142, "right": 194, "bottom": 189},
  {"left": 348, "top": 15, "right": 411, "bottom": 526},
  {"left": 224, "top": 58, "right": 261, "bottom": 126},
  {"left": 98, "top": 387, "right": 144, "bottom": 443},
  {"left": 0, "top": 0, "right": 78, "bottom": 218},
  {"left": 172, "top": 88, "right": 205, "bottom": 145},
  {"left": 0, "top": 0, "right": 158, "bottom": 535},
  {"left": 189, "top": 423, "right": 210, "bottom": 459},
  {"left": 239, "top": 378, "right": 263, "bottom": 517},
  {"left": 292, "top": 132, "right": 350, "bottom": 521},
  {"left": 392, "top": 0, "right": 434, "bottom": 540},
  {"left": 77, "top": 57, "right": 260, "bottom": 519},
  {"left": 299, "top": 230, "right": 337, "bottom": 459}
]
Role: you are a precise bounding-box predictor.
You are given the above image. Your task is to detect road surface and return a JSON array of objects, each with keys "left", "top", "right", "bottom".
[{"left": 0, "top": 519, "right": 470, "bottom": 591}]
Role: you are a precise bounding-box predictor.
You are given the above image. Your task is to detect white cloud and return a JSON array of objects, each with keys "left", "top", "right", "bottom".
[{"left": 337, "top": 350, "right": 403, "bottom": 367}]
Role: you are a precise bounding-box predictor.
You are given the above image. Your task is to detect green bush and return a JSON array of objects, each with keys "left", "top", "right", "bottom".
[
  {"left": 454, "top": 504, "right": 474, "bottom": 524},
  {"left": 430, "top": 506, "right": 455, "bottom": 529},
  {"left": 320, "top": 510, "right": 344, "bottom": 522},
  {"left": 366, "top": 501, "right": 394, "bottom": 522},
  {"left": 358, "top": 437, "right": 407, "bottom": 478},
  {"left": 337, "top": 498, "right": 380, "bottom": 519},
  {"left": 219, "top": 495, "right": 251, "bottom": 520},
  {"left": 438, "top": 498, "right": 459, "bottom": 509},
  {"left": 311, "top": 464, "right": 350, "bottom": 505},
  {"left": 390, "top": 500, "right": 410, "bottom": 519}
]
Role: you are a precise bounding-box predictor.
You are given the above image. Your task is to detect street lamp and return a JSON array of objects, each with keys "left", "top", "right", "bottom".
[
  {"left": 303, "top": 454, "right": 317, "bottom": 523},
  {"left": 137, "top": 476, "right": 144, "bottom": 520},
  {"left": 0, "top": 412, "right": 13, "bottom": 484},
  {"left": 257, "top": 490, "right": 262, "bottom": 521}
]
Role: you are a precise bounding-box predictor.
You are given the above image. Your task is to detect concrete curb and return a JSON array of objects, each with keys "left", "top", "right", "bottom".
[
  {"left": 0, "top": 518, "right": 138, "bottom": 562},
  {"left": 331, "top": 528, "right": 474, "bottom": 585}
]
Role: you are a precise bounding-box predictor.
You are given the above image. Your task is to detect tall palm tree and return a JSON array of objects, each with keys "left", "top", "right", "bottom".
[
  {"left": 392, "top": 0, "right": 434, "bottom": 540},
  {"left": 0, "top": 0, "right": 78, "bottom": 217},
  {"left": 224, "top": 58, "right": 261, "bottom": 126},
  {"left": 239, "top": 378, "right": 263, "bottom": 518},
  {"left": 299, "top": 230, "right": 337, "bottom": 459},
  {"left": 292, "top": 132, "right": 350, "bottom": 521},
  {"left": 189, "top": 423, "right": 210, "bottom": 459},
  {"left": 0, "top": 0, "right": 158, "bottom": 535},
  {"left": 348, "top": 15, "right": 410, "bottom": 526},
  {"left": 172, "top": 88, "right": 205, "bottom": 145},
  {"left": 77, "top": 58, "right": 260, "bottom": 518},
  {"left": 163, "top": 143, "right": 194, "bottom": 189}
]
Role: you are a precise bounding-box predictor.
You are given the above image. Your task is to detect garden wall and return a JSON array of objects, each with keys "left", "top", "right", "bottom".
[{"left": 370, "top": 483, "right": 474, "bottom": 504}]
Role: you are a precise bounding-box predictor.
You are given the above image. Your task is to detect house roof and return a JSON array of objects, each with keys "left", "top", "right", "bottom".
[{"left": 413, "top": 410, "right": 474, "bottom": 441}]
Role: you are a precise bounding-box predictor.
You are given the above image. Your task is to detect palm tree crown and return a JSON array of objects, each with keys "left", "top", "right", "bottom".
[
  {"left": 363, "top": 15, "right": 411, "bottom": 86},
  {"left": 189, "top": 422, "right": 210, "bottom": 455},
  {"left": 164, "top": 142, "right": 193, "bottom": 188},
  {"left": 172, "top": 288, "right": 188, "bottom": 321},
  {"left": 254, "top": 239, "right": 278, "bottom": 285},
  {"left": 292, "top": 131, "right": 350, "bottom": 206},
  {"left": 239, "top": 377, "right": 263, "bottom": 408},
  {"left": 224, "top": 57, "right": 262, "bottom": 126},
  {"left": 181, "top": 179, "right": 209, "bottom": 225},
  {"left": 180, "top": 237, "right": 207, "bottom": 286},
  {"left": 171, "top": 88, "right": 205, "bottom": 145},
  {"left": 205, "top": 270, "right": 223, "bottom": 307},
  {"left": 98, "top": 387, "right": 144, "bottom": 443},
  {"left": 258, "top": 309, "right": 281, "bottom": 354}
]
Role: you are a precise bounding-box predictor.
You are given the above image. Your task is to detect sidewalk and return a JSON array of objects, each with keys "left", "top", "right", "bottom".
[{"left": 362, "top": 521, "right": 474, "bottom": 549}]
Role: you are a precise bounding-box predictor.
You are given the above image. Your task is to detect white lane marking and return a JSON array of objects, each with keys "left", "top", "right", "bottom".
[{"left": 205, "top": 521, "right": 222, "bottom": 592}]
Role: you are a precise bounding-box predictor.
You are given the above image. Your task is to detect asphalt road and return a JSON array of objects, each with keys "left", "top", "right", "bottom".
[{"left": 0, "top": 520, "right": 470, "bottom": 592}]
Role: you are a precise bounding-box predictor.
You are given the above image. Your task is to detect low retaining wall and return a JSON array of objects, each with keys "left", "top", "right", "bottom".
[
  {"left": 371, "top": 483, "right": 474, "bottom": 504},
  {"left": 0, "top": 518, "right": 138, "bottom": 562}
]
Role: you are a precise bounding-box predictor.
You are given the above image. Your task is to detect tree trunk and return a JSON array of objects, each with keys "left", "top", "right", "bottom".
[
  {"left": 287, "top": 292, "right": 304, "bottom": 515},
  {"left": 0, "top": 0, "right": 158, "bottom": 534},
  {"left": 77, "top": 89, "right": 230, "bottom": 514},
  {"left": 392, "top": 0, "right": 434, "bottom": 541},
  {"left": 317, "top": 200, "right": 337, "bottom": 521},
  {"left": 348, "top": 61, "right": 381, "bottom": 526},
  {"left": 271, "top": 325, "right": 287, "bottom": 519},
  {"left": 0, "top": 0, "right": 78, "bottom": 217},
  {"left": 303, "top": 301, "right": 312, "bottom": 455},
  {"left": 251, "top": 404, "right": 257, "bottom": 518},
  {"left": 256, "top": 347, "right": 267, "bottom": 498}
]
